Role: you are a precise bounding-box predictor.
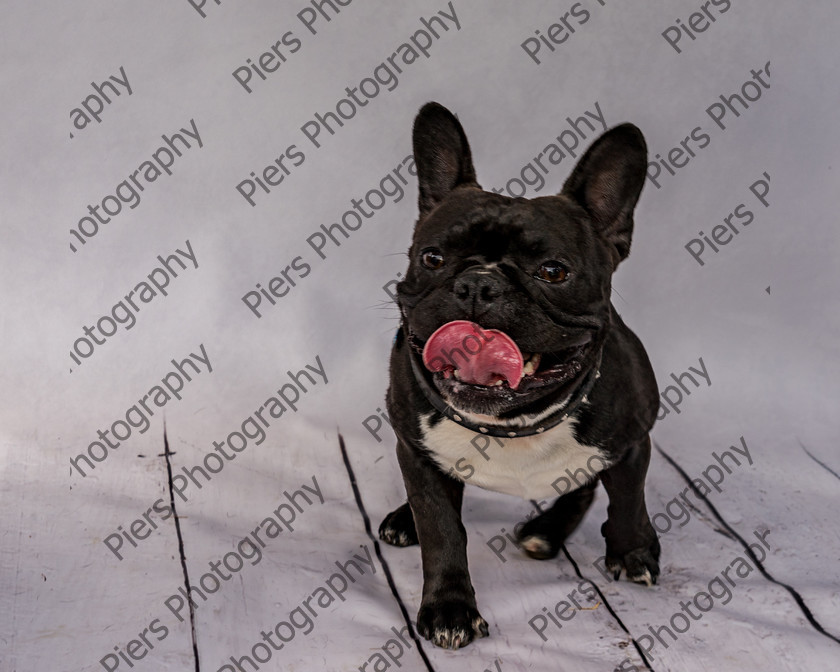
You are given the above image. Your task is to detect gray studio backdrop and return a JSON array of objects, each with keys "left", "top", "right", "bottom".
[{"left": 2, "top": 1, "right": 839, "bottom": 671}]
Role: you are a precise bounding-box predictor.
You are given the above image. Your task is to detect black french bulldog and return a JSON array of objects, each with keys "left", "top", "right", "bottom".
[{"left": 379, "top": 102, "right": 659, "bottom": 649}]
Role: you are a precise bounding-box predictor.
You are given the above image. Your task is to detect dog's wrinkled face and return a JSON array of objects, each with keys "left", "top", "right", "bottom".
[
  {"left": 398, "top": 104, "right": 647, "bottom": 417},
  {"left": 399, "top": 190, "right": 612, "bottom": 415}
]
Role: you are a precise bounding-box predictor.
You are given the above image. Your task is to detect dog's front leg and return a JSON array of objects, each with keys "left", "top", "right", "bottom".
[
  {"left": 600, "top": 435, "right": 661, "bottom": 585},
  {"left": 396, "top": 438, "right": 489, "bottom": 649}
]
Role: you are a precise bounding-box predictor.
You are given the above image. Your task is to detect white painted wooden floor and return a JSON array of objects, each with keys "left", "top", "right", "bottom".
[{"left": 2, "top": 1, "right": 839, "bottom": 670}]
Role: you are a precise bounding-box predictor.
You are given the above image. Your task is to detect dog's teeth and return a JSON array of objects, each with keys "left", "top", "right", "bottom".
[
  {"left": 522, "top": 353, "right": 541, "bottom": 376},
  {"left": 453, "top": 369, "right": 461, "bottom": 380}
]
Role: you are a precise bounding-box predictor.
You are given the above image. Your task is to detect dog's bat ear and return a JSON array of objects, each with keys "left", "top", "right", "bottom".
[
  {"left": 413, "top": 102, "right": 479, "bottom": 218},
  {"left": 561, "top": 124, "right": 647, "bottom": 266}
]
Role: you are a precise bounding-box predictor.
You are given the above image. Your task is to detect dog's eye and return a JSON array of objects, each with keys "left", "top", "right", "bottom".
[
  {"left": 535, "top": 261, "right": 569, "bottom": 283},
  {"left": 421, "top": 248, "right": 445, "bottom": 270}
]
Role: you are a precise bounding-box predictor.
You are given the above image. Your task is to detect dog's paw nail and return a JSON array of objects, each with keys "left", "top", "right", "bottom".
[
  {"left": 434, "top": 627, "right": 467, "bottom": 649},
  {"left": 378, "top": 504, "right": 418, "bottom": 547},
  {"left": 379, "top": 526, "right": 416, "bottom": 547},
  {"left": 605, "top": 542, "right": 660, "bottom": 585},
  {"left": 628, "top": 568, "right": 653, "bottom": 586},
  {"left": 520, "top": 535, "right": 553, "bottom": 559},
  {"left": 419, "top": 603, "right": 487, "bottom": 649}
]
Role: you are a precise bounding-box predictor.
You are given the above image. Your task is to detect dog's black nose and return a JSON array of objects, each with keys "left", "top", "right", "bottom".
[{"left": 454, "top": 270, "right": 505, "bottom": 315}]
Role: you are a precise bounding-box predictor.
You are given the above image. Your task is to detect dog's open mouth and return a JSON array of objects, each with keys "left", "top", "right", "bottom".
[{"left": 412, "top": 320, "right": 591, "bottom": 398}]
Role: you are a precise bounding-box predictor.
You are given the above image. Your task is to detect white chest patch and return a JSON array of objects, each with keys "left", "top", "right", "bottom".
[{"left": 419, "top": 413, "right": 611, "bottom": 500}]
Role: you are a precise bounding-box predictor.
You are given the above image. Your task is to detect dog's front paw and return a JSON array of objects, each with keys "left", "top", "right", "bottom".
[
  {"left": 417, "top": 600, "right": 489, "bottom": 649},
  {"left": 605, "top": 538, "right": 661, "bottom": 586},
  {"left": 378, "top": 502, "right": 418, "bottom": 547}
]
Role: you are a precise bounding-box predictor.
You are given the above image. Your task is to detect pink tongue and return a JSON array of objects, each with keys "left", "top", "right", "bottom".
[{"left": 422, "top": 320, "right": 524, "bottom": 389}]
